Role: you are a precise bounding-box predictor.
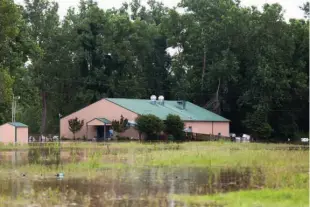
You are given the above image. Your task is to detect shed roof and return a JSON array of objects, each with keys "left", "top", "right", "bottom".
[
  {"left": 9, "top": 122, "right": 28, "bottom": 127},
  {"left": 106, "top": 98, "right": 229, "bottom": 122},
  {"left": 97, "top": 118, "right": 111, "bottom": 124},
  {"left": 87, "top": 118, "right": 112, "bottom": 125}
]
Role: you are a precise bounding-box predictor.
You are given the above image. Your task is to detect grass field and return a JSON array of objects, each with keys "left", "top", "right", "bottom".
[{"left": 0, "top": 141, "right": 308, "bottom": 206}]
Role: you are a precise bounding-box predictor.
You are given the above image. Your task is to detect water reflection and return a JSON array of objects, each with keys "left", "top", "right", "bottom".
[
  {"left": 0, "top": 167, "right": 263, "bottom": 207},
  {"left": 0, "top": 148, "right": 91, "bottom": 166},
  {"left": 0, "top": 147, "right": 268, "bottom": 206}
]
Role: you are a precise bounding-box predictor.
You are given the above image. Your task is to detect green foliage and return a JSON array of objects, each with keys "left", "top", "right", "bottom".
[
  {"left": 300, "top": 2, "right": 309, "bottom": 18},
  {"left": 111, "top": 115, "right": 128, "bottom": 133},
  {"left": 167, "top": 134, "right": 174, "bottom": 142},
  {"left": 135, "top": 114, "right": 164, "bottom": 140},
  {"left": 162, "top": 0, "right": 309, "bottom": 140},
  {"left": 0, "top": 0, "right": 308, "bottom": 141},
  {"left": 164, "top": 114, "right": 185, "bottom": 141},
  {"left": 68, "top": 117, "right": 84, "bottom": 140},
  {"left": 0, "top": 69, "right": 14, "bottom": 123}
]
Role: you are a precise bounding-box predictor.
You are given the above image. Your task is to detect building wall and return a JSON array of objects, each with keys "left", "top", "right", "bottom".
[
  {"left": 16, "top": 127, "right": 28, "bottom": 143},
  {"left": 0, "top": 124, "right": 15, "bottom": 143},
  {"left": 184, "top": 121, "right": 230, "bottom": 137},
  {"left": 60, "top": 98, "right": 230, "bottom": 139},
  {"left": 60, "top": 99, "right": 138, "bottom": 139},
  {"left": 87, "top": 126, "right": 97, "bottom": 139},
  {"left": 87, "top": 119, "right": 105, "bottom": 126},
  {"left": 212, "top": 122, "right": 230, "bottom": 137},
  {"left": 119, "top": 127, "right": 145, "bottom": 140}
]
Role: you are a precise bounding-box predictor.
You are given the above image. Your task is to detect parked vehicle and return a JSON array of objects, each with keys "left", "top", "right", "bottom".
[
  {"left": 230, "top": 133, "right": 251, "bottom": 143},
  {"left": 301, "top": 138, "right": 309, "bottom": 143}
]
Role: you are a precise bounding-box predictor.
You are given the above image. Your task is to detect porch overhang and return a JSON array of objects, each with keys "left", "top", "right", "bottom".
[{"left": 87, "top": 118, "right": 112, "bottom": 126}]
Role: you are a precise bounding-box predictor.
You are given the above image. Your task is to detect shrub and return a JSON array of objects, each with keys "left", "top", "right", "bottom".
[
  {"left": 68, "top": 117, "right": 84, "bottom": 140},
  {"left": 168, "top": 134, "right": 174, "bottom": 142},
  {"left": 164, "top": 114, "right": 185, "bottom": 141},
  {"left": 112, "top": 115, "right": 128, "bottom": 133},
  {"left": 116, "top": 136, "right": 130, "bottom": 141},
  {"left": 135, "top": 114, "right": 164, "bottom": 141}
]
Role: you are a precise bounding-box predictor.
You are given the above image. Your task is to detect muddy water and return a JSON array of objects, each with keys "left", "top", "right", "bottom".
[{"left": 0, "top": 148, "right": 264, "bottom": 207}]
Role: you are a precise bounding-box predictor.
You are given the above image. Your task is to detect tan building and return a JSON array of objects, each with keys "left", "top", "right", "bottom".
[{"left": 60, "top": 98, "right": 230, "bottom": 140}]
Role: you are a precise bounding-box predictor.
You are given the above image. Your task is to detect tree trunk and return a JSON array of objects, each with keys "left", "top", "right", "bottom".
[
  {"left": 215, "top": 78, "right": 221, "bottom": 101},
  {"left": 40, "top": 91, "right": 47, "bottom": 135},
  {"left": 214, "top": 78, "right": 221, "bottom": 114},
  {"left": 201, "top": 46, "right": 206, "bottom": 91}
]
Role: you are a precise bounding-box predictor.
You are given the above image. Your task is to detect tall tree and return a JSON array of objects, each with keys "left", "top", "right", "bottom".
[
  {"left": 0, "top": 0, "right": 36, "bottom": 123},
  {"left": 23, "top": 0, "right": 60, "bottom": 134}
]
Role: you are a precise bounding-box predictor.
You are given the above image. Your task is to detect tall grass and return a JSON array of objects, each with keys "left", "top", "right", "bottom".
[
  {"left": 0, "top": 142, "right": 308, "bottom": 189},
  {"left": 171, "top": 188, "right": 309, "bottom": 207}
]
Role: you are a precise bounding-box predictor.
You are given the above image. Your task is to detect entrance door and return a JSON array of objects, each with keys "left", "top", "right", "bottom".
[{"left": 97, "top": 126, "right": 105, "bottom": 141}]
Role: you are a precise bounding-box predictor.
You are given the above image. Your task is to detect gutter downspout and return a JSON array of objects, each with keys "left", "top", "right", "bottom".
[{"left": 212, "top": 122, "right": 214, "bottom": 136}]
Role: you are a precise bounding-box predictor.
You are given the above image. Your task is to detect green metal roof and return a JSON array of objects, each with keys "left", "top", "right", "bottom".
[
  {"left": 96, "top": 118, "right": 112, "bottom": 124},
  {"left": 9, "top": 122, "right": 28, "bottom": 127},
  {"left": 106, "top": 98, "right": 229, "bottom": 122}
]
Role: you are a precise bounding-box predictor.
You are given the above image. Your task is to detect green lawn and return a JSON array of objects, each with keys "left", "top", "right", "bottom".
[{"left": 172, "top": 188, "right": 309, "bottom": 207}]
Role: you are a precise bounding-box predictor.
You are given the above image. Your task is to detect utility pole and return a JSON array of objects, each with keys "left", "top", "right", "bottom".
[
  {"left": 12, "top": 95, "right": 20, "bottom": 122},
  {"left": 11, "top": 94, "right": 14, "bottom": 122},
  {"left": 59, "top": 113, "right": 62, "bottom": 144}
]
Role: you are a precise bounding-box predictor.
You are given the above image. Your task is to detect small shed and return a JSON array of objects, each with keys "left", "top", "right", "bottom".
[{"left": 0, "top": 122, "right": 28, "bottom": 144}]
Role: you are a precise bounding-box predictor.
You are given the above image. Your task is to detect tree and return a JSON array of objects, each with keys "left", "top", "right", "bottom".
[
  {"left": 300, "top": 2, "right": 309, "bottom": 19},
  {"left": 23, "top": 0, "right": 60, "bottom": 134},
  {"left": 0, "top": 0, "right": 37, "bottom": 124},
  {"left": 68, "top": 117, "right": 84, "bottom": 140},
  {"left": 0, "top": 0, "right": 308, "bottom": 141},
  {"left": 135, "top": 114, "right": 164, "bottom": 140},
  {"left": 111, "top": 115, "right": 128, "bottom": 133},
  {"left": 0, "top": 69, "right": 14, "bottom": 123},
  {"left": 162, "top": 0, "right": 308, "bottom": 140},
  {"left": 164, "top": 114, "right": 185, "bottom": 141}
]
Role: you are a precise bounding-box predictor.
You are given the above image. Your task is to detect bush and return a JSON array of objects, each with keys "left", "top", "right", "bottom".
[
  {"left": 135, "top": 114, "right": 164, "bottom": 141},
  {"left": 168, "top": 134, "right": 174, "bottom": 141},
  {"left": 112, "top": 115, "right": 128, "bottom": 133},
  {"left": 164, "top": 114, "right": 185, "bottom": 141},
  {"left": 68, "top": 117, "right": 84, "bottom": 140},
  {"left": 116, "top": 136, "right": 130, "bottom": 141}
]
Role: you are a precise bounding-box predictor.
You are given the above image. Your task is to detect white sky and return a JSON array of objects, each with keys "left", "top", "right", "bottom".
[{"left": 14, "top": 0, "right": 306, "bottom": 20}]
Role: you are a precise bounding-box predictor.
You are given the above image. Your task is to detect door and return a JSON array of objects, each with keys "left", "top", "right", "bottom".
[{"left": 96, "top": 126, "right": 105, "bottom": 141}]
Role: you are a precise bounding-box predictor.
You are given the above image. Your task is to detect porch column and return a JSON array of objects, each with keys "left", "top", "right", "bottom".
[
  {"left": 104, "top": 124, "right": 106, "bottom": 140},
  {"left": 86, "top": 125, "right": 88, "bottom": 140}
]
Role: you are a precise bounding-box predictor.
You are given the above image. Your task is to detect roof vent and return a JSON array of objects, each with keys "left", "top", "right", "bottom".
[
  {"left": 158, "top": 95, "right": 164, "bottom": 105},
  {"left": 177, "top": 100, "right": 186, "bottom": 110},
  {"left": 150, "top": 95, "right": 157, "bottom": 104}
]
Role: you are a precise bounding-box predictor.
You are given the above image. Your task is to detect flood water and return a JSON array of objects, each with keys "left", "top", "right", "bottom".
[{"left": 0, "top": 147, "right": 266, "bottom": 207}]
